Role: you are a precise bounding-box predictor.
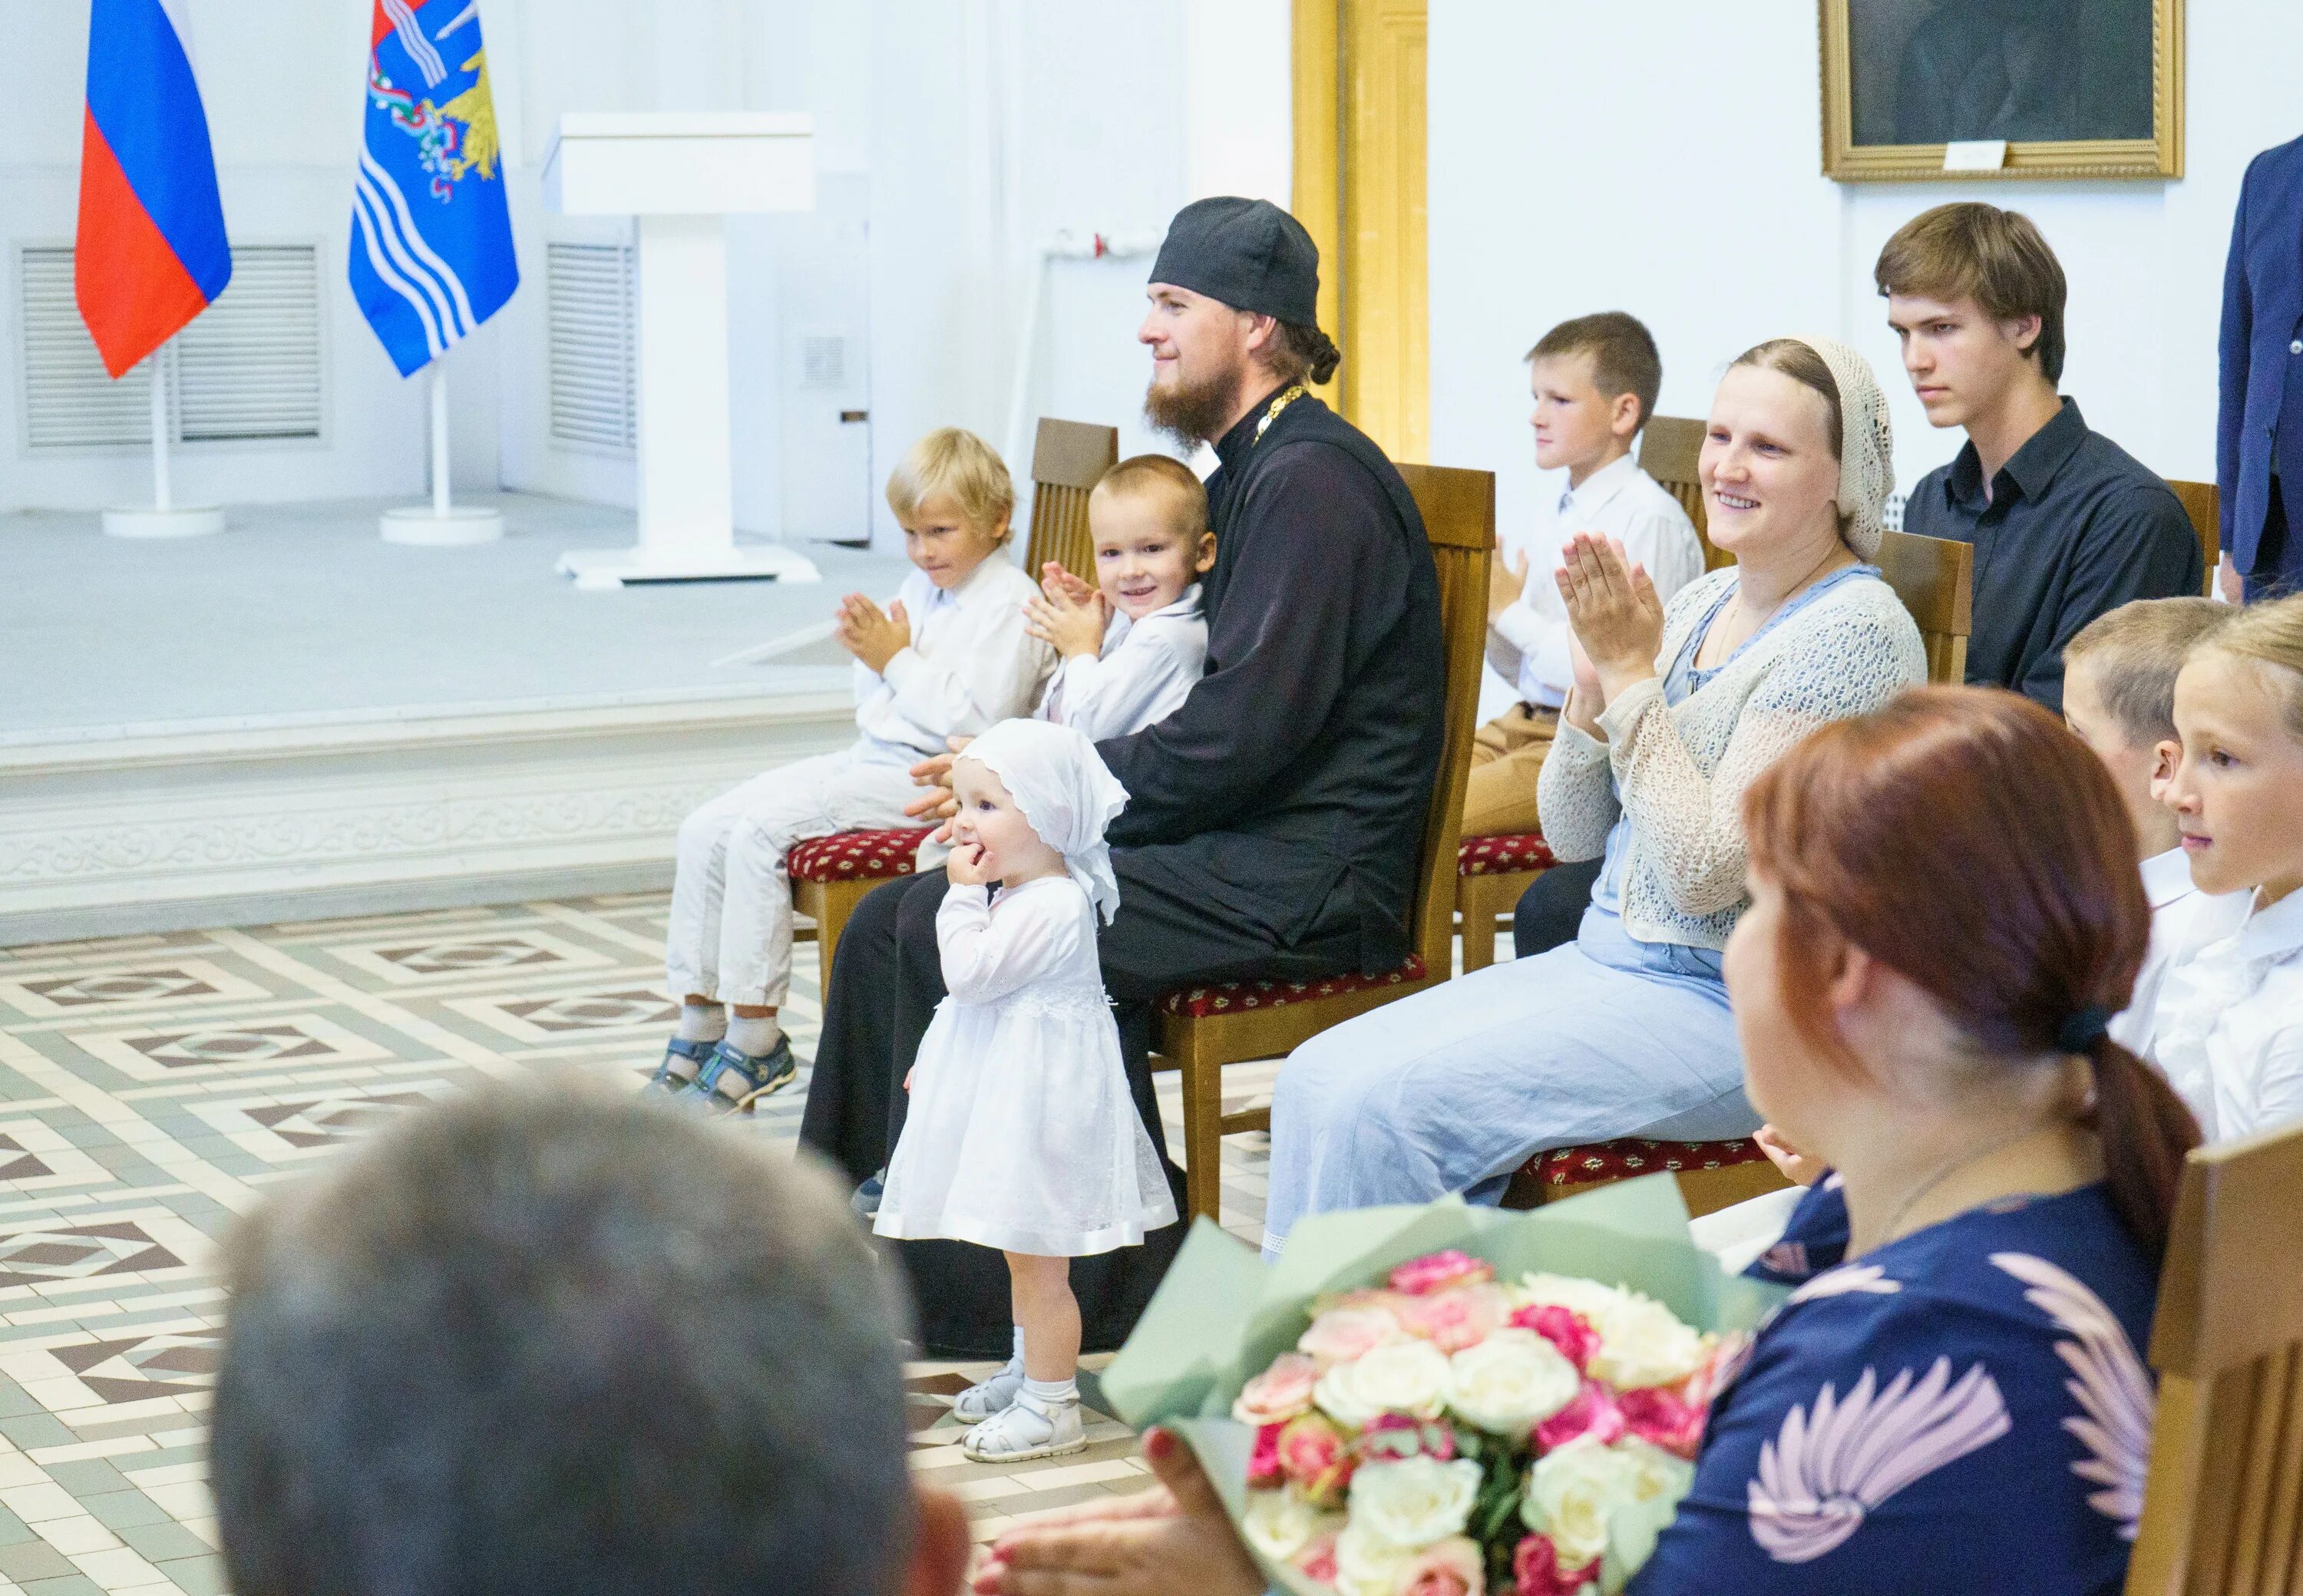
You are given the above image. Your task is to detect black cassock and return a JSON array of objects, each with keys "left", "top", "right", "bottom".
[{"left": 799, "top": 388, "right": 1444, "bottom": 1355}]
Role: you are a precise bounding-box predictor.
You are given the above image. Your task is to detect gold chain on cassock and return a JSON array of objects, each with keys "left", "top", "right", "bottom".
[{"left": 1253, "top": 385, "right": 1307, "bottom": 444}]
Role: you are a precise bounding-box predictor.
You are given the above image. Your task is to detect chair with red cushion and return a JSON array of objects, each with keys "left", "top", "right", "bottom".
[
  {"left": 785, "top": 418, "right": 1118, "bottom": 991},
  {"left": 1501, "top": 1135, "right": 1788, "bottom": 1218},
  {"left": 1151, "top": 463, "right": 1493, "bottom": 1224},
  {"left": 1454, "top": 831, "right": 1556, "bottom": 973}
]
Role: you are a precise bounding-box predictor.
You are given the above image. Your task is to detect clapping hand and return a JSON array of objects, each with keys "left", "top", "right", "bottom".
[
  {"left": 1487, "top": 547, "right": 1531, "bottom": 626},
  {"left": 1555, "top": 532, "right": 1664, "bottom": 706},
  {"left": 1753, "top": 1124, "right": 1825, "bottom": 1188},
  {"left": 1026, "top": 587, "right": 1110, "bottom": 661},
  {"left": 834, "top": 593, "right": 911, "bottom": 675},
  {"left": 1041, "top": 561, "right": 1097, "bottom": 608}
]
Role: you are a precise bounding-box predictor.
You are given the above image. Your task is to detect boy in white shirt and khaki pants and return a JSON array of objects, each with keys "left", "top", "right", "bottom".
[{"left": 1471, "top": 312, "right": 1704, "bottom": 836}]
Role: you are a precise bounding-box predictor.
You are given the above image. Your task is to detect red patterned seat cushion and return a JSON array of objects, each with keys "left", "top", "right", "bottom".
[
  {"left": 1526, "top": 1136, "right": 1767, "bottom": 1186},
  {"left": 787, "top": 827, "right": 938, "bottom": 884},
  {"left": 1458, "top": 832, "right": 1557, "bottom": 877},
  {"left": 1159, "top": 954, "right": 1429, "bottom": 1019}
]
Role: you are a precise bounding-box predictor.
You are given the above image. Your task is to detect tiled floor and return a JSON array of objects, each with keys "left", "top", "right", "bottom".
[{"left": 0, "top": 894, "right": 1288, "bottom": 1593}]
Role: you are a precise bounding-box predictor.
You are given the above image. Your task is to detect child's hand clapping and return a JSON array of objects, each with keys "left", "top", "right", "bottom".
[
  {"left": 946, "top": 839, "right": 995, "bottom": 887},
  {"left": 1025, "top": 587, "right": 1110, "bottom": 662},
  {"left": 835, "top": 593, "right": 912, "bottom": 674}
]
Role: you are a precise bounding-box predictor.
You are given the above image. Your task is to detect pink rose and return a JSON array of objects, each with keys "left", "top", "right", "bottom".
[
  {"left": 1389, "top": 1250, "right": 1495, "bottom": 1297},
  {"left": 1247, "top": 1422, "right": 1284, "bottom": 1487},
  {"left": 1300, "top": 1304, "right": 1405, "bottom": 1367},
  {"left": 1277, "top": 1412, "right": 1355, "bottom": 1508},
  {"left": 1508, "top": 1304, "right": 1599, "bottom": 1373},
  {"left": 1355, "top": 1413, "right": 1458, "bottom": 1465},
  {"left": 1532, "top": 1380, "right": 1625, "bottom": 1452},
  {"left": 1617, "top": 1385, "right": 1706, "bottom": 1460},
  {"left": 1234, "top": 1351, "right": 1320, "bottom": 1426},
  {"left": 1297, "top": 1532, "right": 1340, "bottom": 1584},
  {"left": 1512, "top": 1534, "right": 1599, "bottom": 1596},
  {"left": 1404, "top": 1536, "right": 1486, "bottom": 1596},
  {"left": 1398, "top": 1284, "right": 1506, "bottom": 1353}
]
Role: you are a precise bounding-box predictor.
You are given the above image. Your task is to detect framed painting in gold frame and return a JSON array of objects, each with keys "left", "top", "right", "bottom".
[{"left": 1821, "top": 0, "right": 2182, "bottom": 181}]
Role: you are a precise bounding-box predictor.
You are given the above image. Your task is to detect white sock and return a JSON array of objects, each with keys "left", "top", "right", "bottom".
[
  {"left": 1020, "top": 1375, "right": 1078, "bottom": 1413},
  {"left": 726, "top": 1013, "right": 782, "bottom": 1057},
  {"left": 676, "top": 1003, "right": 727, "bottom": 1044},
  {"left": 1011, "top": 1324, "right": 1026, "bottom": 1370}
]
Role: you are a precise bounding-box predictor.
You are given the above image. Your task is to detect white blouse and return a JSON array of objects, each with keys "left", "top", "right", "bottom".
[
  {"left": 1037, "top": 584, "right": 1207, "bottom": 742},
  {"left": 2151, "top": 886, "right": 2303, "bottom": 1142},
  {"left": 853, "top": 556, "right": 1055, "bottom": 759}
]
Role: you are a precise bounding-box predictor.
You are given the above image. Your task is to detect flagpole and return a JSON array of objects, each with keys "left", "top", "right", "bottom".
[
  {"left": 101, "top": 335, "right": 224, "bottom": 539},
  {"left": 430, "top": 359, "right": 451, "bottom": 518},
  {"left": 150, "top": 342, "right": 172, "bottom": 514},
  {"left": 380, "top": 349, "right": 501, "bottom": 545}
]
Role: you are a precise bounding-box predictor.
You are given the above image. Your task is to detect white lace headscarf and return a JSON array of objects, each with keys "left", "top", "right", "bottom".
[
  {"left": 958, "top": 719, "right": 1131, "bottom": 924},
  {"left": 1783, "top": 335, "right": 1895, "bottom": 562}
]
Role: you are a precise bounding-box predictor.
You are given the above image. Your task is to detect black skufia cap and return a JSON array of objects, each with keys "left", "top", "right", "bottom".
[{"left": 1148, "top": 197, "right": 1320, "bottom": 325}]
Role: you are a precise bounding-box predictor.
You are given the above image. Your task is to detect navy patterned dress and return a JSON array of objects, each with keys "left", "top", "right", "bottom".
[{"left": 1631, "top": 1179, "right": 2157, "bottom": 1594}]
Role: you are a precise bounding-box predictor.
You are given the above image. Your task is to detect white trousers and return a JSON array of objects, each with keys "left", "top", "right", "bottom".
[{"left": 666, "top": 747, "right": 924, "bottom": 1008}]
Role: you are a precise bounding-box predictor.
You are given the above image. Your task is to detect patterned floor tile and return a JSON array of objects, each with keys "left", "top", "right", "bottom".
[{"left": 0, "top": 892, "right": 1297, "bottom": 1590}]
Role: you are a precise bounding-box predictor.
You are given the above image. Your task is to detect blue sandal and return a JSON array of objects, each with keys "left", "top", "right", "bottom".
[
  {"left": 695, "top": 1035, "right": 798, "bottom": 1113},
  {"left": 649, "top": 1036, "right": 716, "bottom": 1095}
]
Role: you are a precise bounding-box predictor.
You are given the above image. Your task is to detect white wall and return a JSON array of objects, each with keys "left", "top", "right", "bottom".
[
  {"left": 1, "top": 0, "right": 1291, "bottom": 542},
  {"left": 1429, "top": 0, "right": 2303, "bottom": 554}
]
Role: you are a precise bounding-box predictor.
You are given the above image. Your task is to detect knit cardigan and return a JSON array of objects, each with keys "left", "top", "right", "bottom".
[{"left": 1535, "top": 566, "right": 1927, "bottom": 951}]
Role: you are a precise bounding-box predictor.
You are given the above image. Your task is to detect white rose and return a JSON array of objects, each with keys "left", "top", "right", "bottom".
[
  {"left": 1517, "top": 1273, "right": 1632, "bottom": 1323},
  {"left": 1522, "top": 1436, "right": 1626, "bottom": 1569},
  {"left": 1604, "top": 1439, "right": 1697, "bottom": 1575},
  {"left": 1313, "top": 1339, "right": 1452, "bottom": 1429},
  {"left": 1584, "top": 1292, "right": 1706, "bottom": 1391},
  {"left": 1333, "top": 1520, "right": 1418, "bottom": 1596},
  {"left": 1346, "top": 1456, "right": 1483, "bottom": 1550},
  {"left": 1241, "top": 1487, "right": 1342, "bottom": 1563},
  {"left": 1447, "top": 1327, "right": 1581, "bottom": 1436}
]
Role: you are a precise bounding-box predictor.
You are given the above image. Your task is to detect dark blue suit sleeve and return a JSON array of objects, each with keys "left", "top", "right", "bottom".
[{"left": 2219, "top": 156, "right": 2255, "bottom": 559}]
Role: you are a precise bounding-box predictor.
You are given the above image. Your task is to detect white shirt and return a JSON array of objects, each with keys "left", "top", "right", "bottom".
[
  {"left": 2150, "top": 885, "right": 2303, "bottom": 1142},
  {"left": 1036, "top": 584, "right": 1207, "bottom": 742},
  {"left": 2110, "top": 848, "right": 2252, "bottom": 1057},
  {"left": 852, "top": 556, "right": 1055, "bottom": 760},
  {"left": 1483, "top": 452, "right": 1706, "bottom": 715}
]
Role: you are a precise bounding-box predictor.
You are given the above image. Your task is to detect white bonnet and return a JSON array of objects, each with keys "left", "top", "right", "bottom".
[
  {"left": 1783, "top": 334, "right": 1895, "bottom": 562},
  {"left": 959, "top": 719, "right": 1130, "bottom": 923}
]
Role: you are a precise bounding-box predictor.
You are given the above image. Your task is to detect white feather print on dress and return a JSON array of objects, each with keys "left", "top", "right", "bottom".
[
  {"left": 1991, "top": 1251, "right": 2154, "bottom": 1538},
  {"left": 1747, "top": 1357, "right": 2013, "bottom": 1563},
  {"left": 1787, "top": 1262, "right": 1901, "bottom": 1303}
]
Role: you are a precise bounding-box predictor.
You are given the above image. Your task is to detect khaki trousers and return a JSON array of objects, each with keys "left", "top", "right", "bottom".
[{"left": 1462, "top": 702, "right": 1558, "bottom": 836}]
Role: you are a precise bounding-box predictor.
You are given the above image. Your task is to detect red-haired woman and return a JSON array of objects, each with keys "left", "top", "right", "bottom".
[{"left": 975, "top": 686, "right": 2193, "bottom": 1596}]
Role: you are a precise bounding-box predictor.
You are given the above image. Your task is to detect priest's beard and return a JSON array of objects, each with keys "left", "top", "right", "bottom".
[{"left": 1144, "top": 355, "right": 1247, "bottom": 448}]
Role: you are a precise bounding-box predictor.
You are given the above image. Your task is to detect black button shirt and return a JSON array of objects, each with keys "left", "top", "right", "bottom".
[{"left": 1904, "top": 398, "right": 2202, "bottom": 712}]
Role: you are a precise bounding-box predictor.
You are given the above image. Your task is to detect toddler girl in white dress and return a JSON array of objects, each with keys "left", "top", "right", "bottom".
[{"left": 872, "top": 718, "right": 1175, "bottom": 1462}]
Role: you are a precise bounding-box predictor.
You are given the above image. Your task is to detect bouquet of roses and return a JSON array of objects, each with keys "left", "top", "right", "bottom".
[{"left": 1098, "top": 1178, "right": 1784, "bottom": 1596}]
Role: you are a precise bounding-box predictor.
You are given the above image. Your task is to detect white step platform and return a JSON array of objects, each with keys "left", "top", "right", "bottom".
[{"left": 0, "top": 494, "right": 904, "bottom": 943}]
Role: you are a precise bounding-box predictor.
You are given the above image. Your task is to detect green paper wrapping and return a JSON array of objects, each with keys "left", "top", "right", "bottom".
[{"left": 1099, "top": 1177, "right": 1790, "bottom": 1593}]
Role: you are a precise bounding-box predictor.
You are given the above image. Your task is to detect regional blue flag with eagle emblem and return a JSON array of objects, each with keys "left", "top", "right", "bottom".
[{"left": 351, "top": 0, "right": 518, "bottom": 376}]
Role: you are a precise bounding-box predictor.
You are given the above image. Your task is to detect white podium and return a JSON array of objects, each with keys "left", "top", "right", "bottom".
[{"left": 543, "top": 112, "right": 822, "bottom": 589}]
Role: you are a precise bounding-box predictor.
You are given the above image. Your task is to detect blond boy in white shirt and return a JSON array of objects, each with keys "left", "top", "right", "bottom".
[
  {"left": 2060, "top": 598, "right": 2249, "bottom": 1061},
  {"left": 1025, "top": 454, "right": 1214, "bottom": 742},
  {"left": 1472, "top": 312, "right": 1704, "bottom": 835},
  {"left": 658, "top": 428, "right": 1055, "bottom": 1109},
  {"left": 2156, "top": 593, "right": 2303, "bottom": 1140}
]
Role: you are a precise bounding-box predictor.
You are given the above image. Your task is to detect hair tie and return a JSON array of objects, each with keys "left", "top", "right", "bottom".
[{"left": 2057, "top": 1005, "right": 2113, "bottom": 1054}]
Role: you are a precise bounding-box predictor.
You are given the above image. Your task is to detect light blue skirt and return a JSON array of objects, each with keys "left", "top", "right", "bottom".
[{"left": 1261, "top": 908, "right": 1755, "bottom": 1257}]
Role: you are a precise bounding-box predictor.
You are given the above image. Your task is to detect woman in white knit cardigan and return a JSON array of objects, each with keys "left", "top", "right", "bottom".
[{"left": 1261, "top": 335, "right": 1927, "bottom": 1257}]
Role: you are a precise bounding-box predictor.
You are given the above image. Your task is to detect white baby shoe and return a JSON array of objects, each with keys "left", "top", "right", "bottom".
[{"left": 962, "top": 1393, "right": 1086, "bottom": 1462}]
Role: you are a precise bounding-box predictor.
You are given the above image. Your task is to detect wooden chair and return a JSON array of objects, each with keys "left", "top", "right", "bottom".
[
  {"left": 1502, "top": 527, "right": 1975, "bottom": 1218},
  {"left": 1639, "top": 415, "right": 1730, "bottom": 571},
  {"left": 1876, "top": 527, "right": 1975, "bottom": 686},
  {"left": 788, "top": 418, "right": 1120, "bottom": 992},
  {"left": 2167, "top": 479, "right": 2222, "bottom": 597},
  {"left": 1151, "top": 463, "right": 1495, "bottom": 1224},
  {"left": 2126, "top": 1120, "right": 2303, "bottom": 1595}
]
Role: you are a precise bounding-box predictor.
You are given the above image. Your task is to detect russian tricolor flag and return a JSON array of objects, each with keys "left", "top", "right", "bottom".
[{"left": 75, "top": 0, "right": 233, "bottom": 380}]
